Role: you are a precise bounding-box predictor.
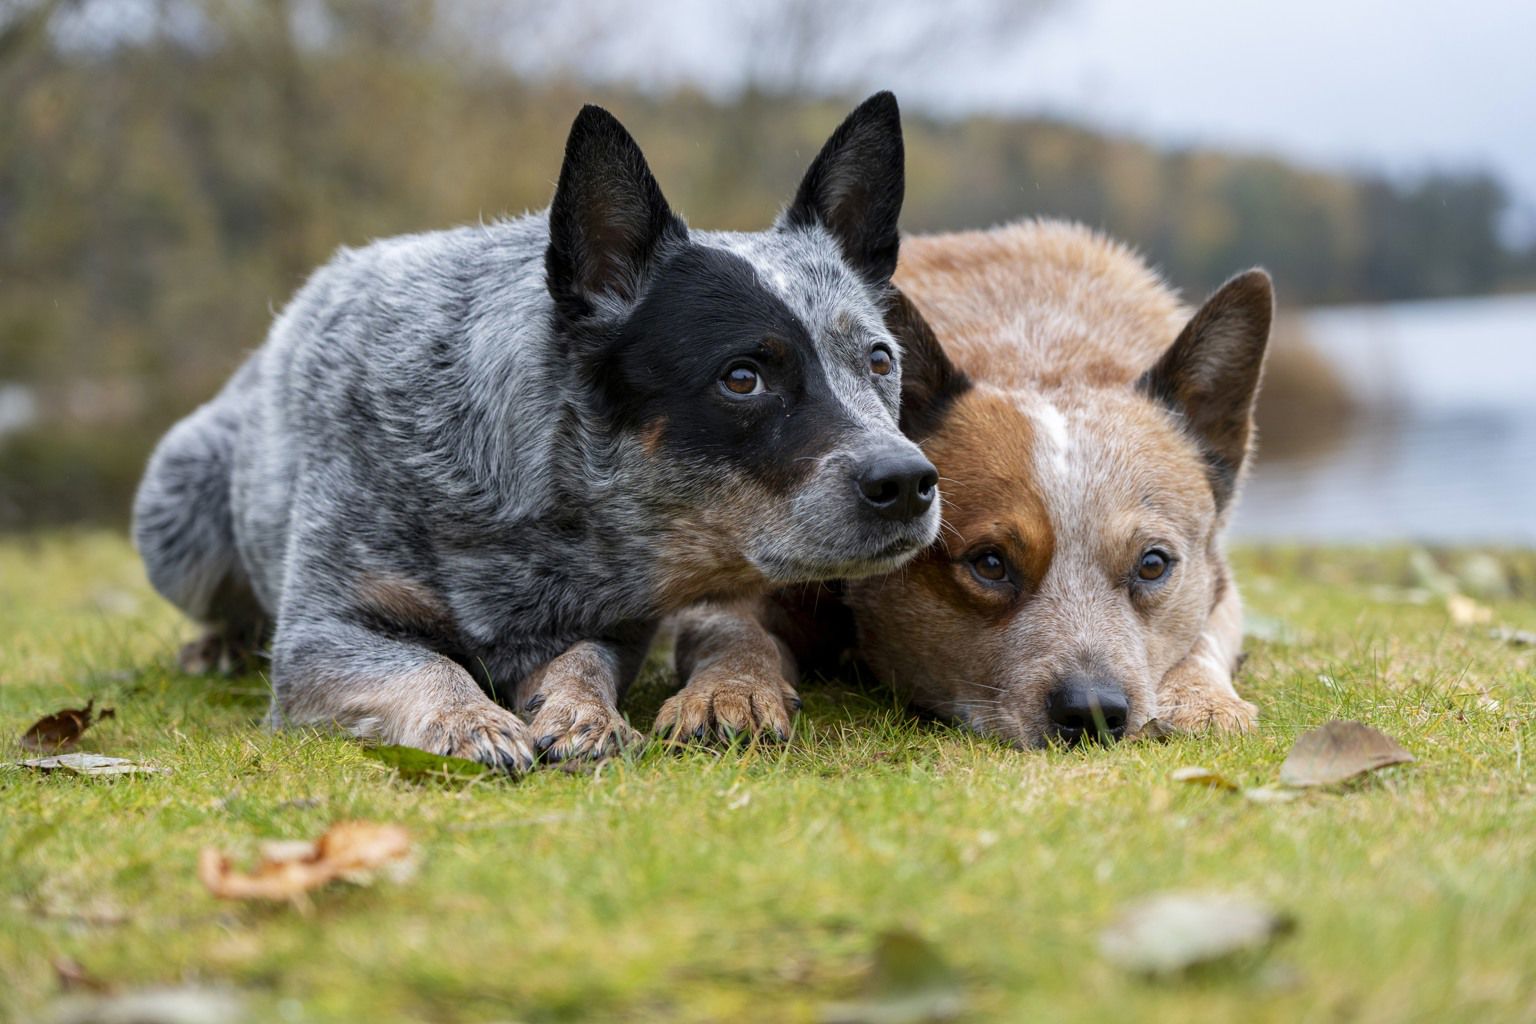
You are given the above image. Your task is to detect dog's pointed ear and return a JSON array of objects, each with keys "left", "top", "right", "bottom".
[
  {"left": 782, "top": 91, "right": 905, "bottom": 287},
  {"left": 546, "top": 105, "right": 687, "bottom": 321},
  {"left": 886, "top": 289, "right": 969, "bottom": 437},
  {"left": 1137, "top": 269, "right": 1274, "bottom": 510}
]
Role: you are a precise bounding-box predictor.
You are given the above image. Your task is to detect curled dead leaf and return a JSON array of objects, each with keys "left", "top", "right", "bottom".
[
  {"left": 199, "top": 821, "right": 414, "bottom": 901},
  {"left": 1100, "top": 891, "right": 1293, "bottom": 974},
  {"left": 1279, "top": 720, "right": 1415, "bottom": 788},
  {"left": 21, "top": 699, "right": 114, "bottom": 753}
]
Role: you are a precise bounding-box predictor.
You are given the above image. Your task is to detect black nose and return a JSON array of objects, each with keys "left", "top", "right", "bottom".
[
  {"left": 1046, "top": 676, "right": 1129, "bottom": 745},
  {"left": 855, "top": 452, "right": 938, "bottom": 522}
]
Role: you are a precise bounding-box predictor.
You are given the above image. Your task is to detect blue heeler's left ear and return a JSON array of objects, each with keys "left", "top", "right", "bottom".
[
  {"left": 546, "top": 105, "right": 688, "bottom": 323},
  {"left": 781, "top": 91, "right": 905, "bottom": 288}
]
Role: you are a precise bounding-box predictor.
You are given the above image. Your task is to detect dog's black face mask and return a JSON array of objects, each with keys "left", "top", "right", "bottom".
[{"left": 542, "top": 95, "right": 941, "bottom": 582}]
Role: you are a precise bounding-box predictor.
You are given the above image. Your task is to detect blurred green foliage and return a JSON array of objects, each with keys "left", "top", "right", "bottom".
[{"left": 1, "top": 1, "right": 1532, "bottom": 526}]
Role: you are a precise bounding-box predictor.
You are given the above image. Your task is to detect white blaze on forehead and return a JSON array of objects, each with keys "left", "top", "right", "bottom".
[{"left": 1034, "top": 401, "right": 1072, "bottom": 476}]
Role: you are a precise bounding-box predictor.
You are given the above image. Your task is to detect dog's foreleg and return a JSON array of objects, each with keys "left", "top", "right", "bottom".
[
  {"left": 269, "top": 618, "right": 536, "bottom": 771},
  {"left": 655, "top": 600, "right": 802, "bottom": 743},
  {"left": 518, "top": 639, "right": 644, "bottom": 761},
  {"left": 1154, "top": 573, "right": 1259, "bottom": 734}
]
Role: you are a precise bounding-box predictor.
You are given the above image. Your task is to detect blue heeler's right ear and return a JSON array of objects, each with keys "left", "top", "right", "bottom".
[{"left": 546, "top": 105, "right": 688, "bottom": 322}]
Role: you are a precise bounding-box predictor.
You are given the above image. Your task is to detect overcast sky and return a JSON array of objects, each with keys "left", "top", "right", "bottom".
[{"left": 535, "top": 0, "right": 1536, "bottom": 241}]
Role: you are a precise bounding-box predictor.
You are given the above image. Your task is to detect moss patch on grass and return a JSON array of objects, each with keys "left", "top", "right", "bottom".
[{"left": 2, "top": 534, "right": 1534, "bottom": 1022}]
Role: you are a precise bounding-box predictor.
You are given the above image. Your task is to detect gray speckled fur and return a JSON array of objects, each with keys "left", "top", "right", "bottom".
[{"left": 132, "top": 207, "right": 936, "bottom": 754}]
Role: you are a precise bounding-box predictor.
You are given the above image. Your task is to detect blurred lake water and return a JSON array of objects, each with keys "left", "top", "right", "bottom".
[{"left": 1234, "top": 293, "right": 1536, "bottom": 546}]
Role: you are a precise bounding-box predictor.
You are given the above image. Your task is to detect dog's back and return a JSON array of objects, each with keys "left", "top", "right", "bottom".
[{"left": 896, "top": 219, "right": 1185, "bottom": 388}]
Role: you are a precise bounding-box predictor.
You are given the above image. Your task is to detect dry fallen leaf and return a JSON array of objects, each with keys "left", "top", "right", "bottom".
[
  {"left": 1279, "top": 720, "right": 1415, "bottom": 788},
  {"left": 199, "top": 821, "right": 414, "bottom": 901},
  {"left": 19, "top": 754, "right": 166, "bottom": 776},
  {"left": 21, "top": 699, "right": 115, "bottom": 753},
  {"left": 1100, "top": 892, "right": 1293, "bottom": 974},
  {"left": 1446, "top": 593, "right": 1493, "bottom": 626},
  {"left": 1171, "top": 766, "right": 1238, "bottom": 791}
]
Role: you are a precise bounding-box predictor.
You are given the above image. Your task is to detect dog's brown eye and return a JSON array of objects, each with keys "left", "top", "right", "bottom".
[
  {"left": 970, "top": 549, "right": 1008, "bottom": 583},
  {"left": 869, "top": 345, "right": 893, "bottom": 376},
  {"left": 1136, "top": 549, "right": 1172, "bottom": 582},
  {"left": 722, "top": 364, "right": 763, "bottom": 396}
]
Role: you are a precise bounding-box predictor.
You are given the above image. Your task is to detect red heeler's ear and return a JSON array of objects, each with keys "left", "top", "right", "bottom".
[
  {"left": 886, "top": 288, "right": 969, "bottom": 439},
  {"left": 1137, "top": 269, "right": 1274, "bottom": 510},
  {"left": 782, "top": 91, "right": 905, "bottom": 288},
  {"left": 545, "top": 105, "right": 687, "bottom": 323}
]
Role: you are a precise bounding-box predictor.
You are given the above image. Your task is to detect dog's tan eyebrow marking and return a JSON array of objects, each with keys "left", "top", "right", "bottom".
[
  {"left": 757, "top": 337, "right": 789, "bottom": 360},
  {"left": 639, "top": 416, "right": 668, "bottom": 456}
]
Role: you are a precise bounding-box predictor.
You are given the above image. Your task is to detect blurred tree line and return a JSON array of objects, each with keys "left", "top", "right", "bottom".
[{"left": 2, "top": 0, "right": 1533, "bottom": 527}]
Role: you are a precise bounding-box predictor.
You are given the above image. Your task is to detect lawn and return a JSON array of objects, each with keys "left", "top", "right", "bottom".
[{"left": 2, "top": 534, "right": 1534, "bottom": 1023}]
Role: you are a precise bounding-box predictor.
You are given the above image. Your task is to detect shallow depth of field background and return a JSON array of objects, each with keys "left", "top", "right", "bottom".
[
  {"left": 2, "top": 0, "right": 1535, "bottom": 544},
  {"left": 4, "top": 5, "right": 1536, "bottom": 1023}
]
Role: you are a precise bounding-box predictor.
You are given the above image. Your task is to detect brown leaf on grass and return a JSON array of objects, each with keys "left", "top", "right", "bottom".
[
  {"left": 20, "top": 699, "right": 115, "bottom": 753},
  {"left": 19, "top": 753, "right": 166, "bottom": 776},
  {"left": 198, "top": 821, "right": 414, "bottom": 901},
  {"left": 1279, "top": 720, "right": 1415, "bottom": 788},
  {"left": 1171, "top": 766, "right": 1238, "bottom": 791},
  {"left": 1100, "top": 892, "right": 1293, "bottom": 974}
]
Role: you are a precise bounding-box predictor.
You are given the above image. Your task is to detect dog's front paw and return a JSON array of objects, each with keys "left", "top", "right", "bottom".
[
  {"left": 653, "top": 670, "right": 800, "bottom": 744},
  {"left": 525, "top": 690, "right": 640, "bottom": 762},
  {"left": 418, "top": 701, "right": 536, "bottom": 773},
  {"left": 1157, "top": 694, "right": 1259, "bottom": 735}
]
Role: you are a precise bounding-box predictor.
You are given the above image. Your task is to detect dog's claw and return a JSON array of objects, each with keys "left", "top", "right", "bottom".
[
  {"left": 420, "top": 701, "right": 536, "bottom": 773},
  {"left": 652, "top": 673, "right": 800, "bottom": 748},
  {"left": 526, "top": 693, "right": 637, "bottom": 764}
]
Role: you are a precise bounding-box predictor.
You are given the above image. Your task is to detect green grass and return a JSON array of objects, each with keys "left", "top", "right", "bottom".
[{"left": 3, "top": 534, "right": 1535, "bottom": 1023}]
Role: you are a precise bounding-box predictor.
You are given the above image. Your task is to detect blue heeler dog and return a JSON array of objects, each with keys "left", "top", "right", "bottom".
[{"left": 132, "top": 93, "right": 941, "bottom": 770}]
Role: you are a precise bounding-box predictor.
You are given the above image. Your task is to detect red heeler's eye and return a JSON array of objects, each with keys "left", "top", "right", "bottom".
[
  {"left": 869, "top": 345, "right": 894, "bottom": 376},
  {"left": 1136, "top": 549, "right": 1172, "bottom": 582},
  {"left": 722, "top": 364, "right": 762, "bottom": 396}
]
